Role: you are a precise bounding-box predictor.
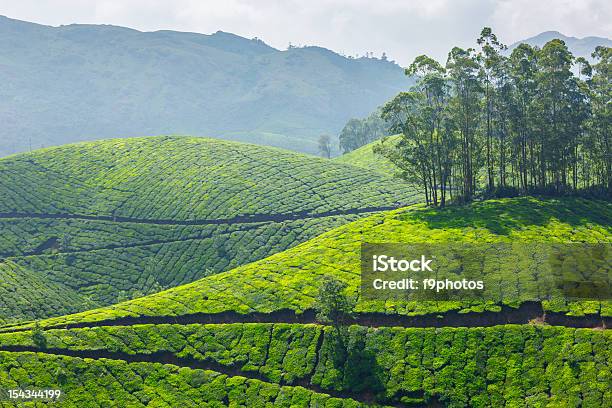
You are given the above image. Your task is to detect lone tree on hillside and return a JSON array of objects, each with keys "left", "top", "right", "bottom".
[
  {"left": 315, "top": 276, "right": 355, "bottom": 337},
  {"left": 316, "top": 277, "right": 384, "bottom": 397},
  {"left": 315, "top": 276, "right": 359, "bottom": 376},
  {"left": 318, "top": 134, "right": 332, "bottom": 158}
]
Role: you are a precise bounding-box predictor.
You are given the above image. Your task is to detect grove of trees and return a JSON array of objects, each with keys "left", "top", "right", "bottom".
[
  {"left": 375, "top": 28, "right": 610, "bottom": 206},
  {"left": 339, "top": 110, "right": 388, "bottom": 153}
]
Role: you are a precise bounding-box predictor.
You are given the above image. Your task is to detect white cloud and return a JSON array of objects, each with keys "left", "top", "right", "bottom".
[
  {"left": 0, "top": 0, "right": 609, "bottom": 65},
  {"left": 491, "top": 0, "right": 612, "bottom": 42}
]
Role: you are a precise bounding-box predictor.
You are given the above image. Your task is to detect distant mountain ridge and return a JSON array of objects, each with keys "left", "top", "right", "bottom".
[
  {"left": 1, "top": 17, "right": 609, "bottom": 157},
  {"left": 0, "top": 16, "right": 409, "bottom": 156},
  {"left": 509, "top": 31, "right": 611, "bottom": 59}
]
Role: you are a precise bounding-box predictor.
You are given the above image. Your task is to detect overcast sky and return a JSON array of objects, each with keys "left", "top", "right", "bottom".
[{"left": 1, "top": 0, "right": 610, "bottom": 65}]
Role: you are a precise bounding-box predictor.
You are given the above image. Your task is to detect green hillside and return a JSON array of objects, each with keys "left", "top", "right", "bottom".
[
  {"left": 0, "top": 353, "right": 369, "bottom": 407},
  {"left": 2, "top": 16, "right": 610, "bottom": 407},
  {"left": 0, "top": 136, "right": 418, "bottom": 219},
  {"left": 334, "top": 136, "right": 400, "bottom": 176},
  {"left": 0, "top": 325, "right": 609, "bottom": 406},
  {"left": 0, "top": 197, "right": 609, "bottom": 406},
  {"left": 8, "top": 196, "right": 609, "bottom": 331},
  {"left": 0, "top": 136, "right": 420, "bottom": 324}
]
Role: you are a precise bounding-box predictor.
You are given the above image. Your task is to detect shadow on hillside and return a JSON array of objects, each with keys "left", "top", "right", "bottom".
[
  {"left": 400, "top": 197, "right": 610, "bottom": 235},
  {"left": 325, "top": 328, "right": 385, "bottom": 401}
]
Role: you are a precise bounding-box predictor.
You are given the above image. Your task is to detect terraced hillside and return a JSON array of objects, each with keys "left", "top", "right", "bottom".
[
  {"left": 0, "top": 198, "right": 609, "bottom": 406},
  {"left": 0, "top": 136, "right": 420, "bottom": 325},
  {"left": 9, "top": 197, "right": 608, "bottom": 331},
  {"left": 0, "top": 324, "right": 609, "bottom": 406},
  {"left": 335, "top": 136, "right": 400, "bottom": 176}
]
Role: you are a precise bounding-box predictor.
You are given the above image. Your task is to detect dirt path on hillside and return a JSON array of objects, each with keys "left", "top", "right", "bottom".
[
  {"left": 1, "top": 302, "right": 607, "bottom": 334},
  {"left": 0, "top": 205, "right": 399, "bottom": 226}
]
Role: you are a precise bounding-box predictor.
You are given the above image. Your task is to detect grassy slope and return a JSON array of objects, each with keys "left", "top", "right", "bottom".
[
  {"left": 1, "top": 197, "right": 610, "bottom": 406},
  {"left": 0, "top": 136, "right": 420, "bottom": 324},
  {"left": 0, "top": 136, "right": 417, "bottom": 219},
  {"left": 0, "top": 351, "right": 366, "bottom": 407},
  {"left": 12, "top": 197, "right": 609, "bottom": 330},
  {"left": 0, "top": 261, "right": 93, "bottom": 321},
  {"left": 0, "top": 322, "right": 609, "bottom": 405},
  {"left": 334, "top": 136, "right": 400, "bottom": 177}
]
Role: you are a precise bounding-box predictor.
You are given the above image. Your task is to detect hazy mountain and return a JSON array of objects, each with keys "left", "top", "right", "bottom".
[
  {"left": 0, "top": 16, "right": 410, "bottom": 156},
  {"left": 509, "top": 31, "right": 611, "bottom": 60}
]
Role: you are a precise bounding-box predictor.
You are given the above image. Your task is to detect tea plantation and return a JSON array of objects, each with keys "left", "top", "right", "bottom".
[
  {"left": 334, "top": 136, "right": 400, "bottom": 176},
  {"left": 9, "top": 196, "right": 608, "bottom": 331},
  {"left": 1, "top": 141, "right": 610, "bottom": 407},
  {"left": 0, "top": 352, "right": 367, "bottom": 407},
  {"left": 0, "top": 136, "right": 417, "bottom": 219},
  {"left": 0, "top": 136, "right": 421, "bottom": 324},
  {"left": 0, "top": 324, "right": 609, "bottom": 406}
]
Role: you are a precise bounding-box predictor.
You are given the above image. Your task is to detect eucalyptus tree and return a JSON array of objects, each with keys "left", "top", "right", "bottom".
[
  {"left": 446, "top": 46, "right": 483, "bottom": 202},
  {"left": 407, "top": 56, "right": 454, "bottom": 205},
  {"left": 508, "top": 43, "right": 539, "bottom": 192},
  {"left": 536, "top": 39, "right": 587, "bottom": 192},
  {"left": 378, "top": 91, "right": 434, "bottom": 204},
  {"left": 477, "top": 27, "right": 507, "bottom": 192},
  {"left": 376, "top": 55, "right": 455, "bottom": 206},
  {"left": 339, "top": 111, "right": 387, "bottom": 153},
  {"left": 587, "top": 46, "right": 611, "bottom": 193},
  {"left": 339, "top": 118, "right": 364, "bottom": 153}
]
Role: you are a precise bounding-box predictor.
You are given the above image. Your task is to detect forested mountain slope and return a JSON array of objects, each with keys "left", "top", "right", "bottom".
[
  {"left": 510, "top": 31, "right": 611, "bottom": 60},
  {"left": 0, "top": 15, "right": 409, "bottom": 157}
]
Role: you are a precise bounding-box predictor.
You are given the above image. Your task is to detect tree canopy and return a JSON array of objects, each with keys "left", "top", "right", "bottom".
[
  {"left": 339, "top": 110, "right": 388, "bottom": 154},
  {"left": 376, "top": 28, "right": 611, "bottom": 205}
]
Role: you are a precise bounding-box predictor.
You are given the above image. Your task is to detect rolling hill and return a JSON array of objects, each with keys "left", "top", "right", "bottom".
[
  {"left": 1, "top": 18, "right": 611, "bottom": 405},
  {"left": 334, "top": 135, "right": 400, "bottom": 176},
  {"left": 0, "top": 15, "right": 410, "bottom": 157},
  {"left": 0, "top": 136, "right": 420, "bottom": 324},
  {"left": 0, "top": 197, "right": 609, "bottom": 406},
  {"left": 7, "top": 196, "right": 609, "bottom": 329}
]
